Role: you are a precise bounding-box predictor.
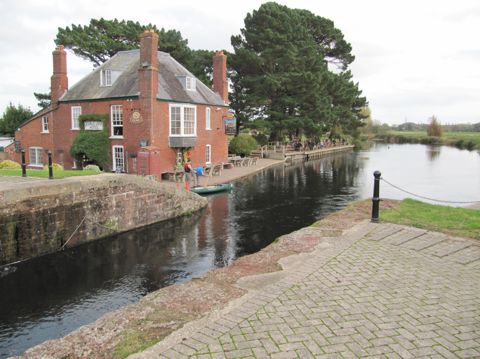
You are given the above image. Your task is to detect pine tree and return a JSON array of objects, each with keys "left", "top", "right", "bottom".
[{"left": 230, "top": 2, "right": 366, "bottom": 140}]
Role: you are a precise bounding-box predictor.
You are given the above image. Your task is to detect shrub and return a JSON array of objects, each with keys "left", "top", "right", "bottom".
[
  {"left": 43, "top": 163, "right": 64, "bottom": 171},
  {"left": 84, "top": 164, "right": 102, "bottom": 172},
  {"left": 0, "top": 159, "right": 21, "bottom": 169},
  {"left": 70, "top": 114, "right": 109, "bottom": 168},
  {"left": 229, "top": 134, "right": 258, "bottom": 157},
  {"left": 427, "top": 115, "right": 443, "bottom": 137}
]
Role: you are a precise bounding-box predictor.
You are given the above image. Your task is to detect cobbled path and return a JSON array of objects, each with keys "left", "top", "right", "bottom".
[{"left": 132, "top": 223, "right": 480, "bottom": 359}]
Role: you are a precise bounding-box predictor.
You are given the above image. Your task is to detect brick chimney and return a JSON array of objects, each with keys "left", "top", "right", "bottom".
[
  {"left": 213, "top": 51, "right": 228, "bottom": 104},
  {"left": 138, "top": 30, "right": 159, "bottom": 142},
  {"left": 51, "top": 45, "right": 68, "bottom": 105}
]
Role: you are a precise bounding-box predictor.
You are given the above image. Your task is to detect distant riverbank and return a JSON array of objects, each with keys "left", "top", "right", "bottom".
[{"left": 375, "top": 131, "right": 480, "bottom": 151}]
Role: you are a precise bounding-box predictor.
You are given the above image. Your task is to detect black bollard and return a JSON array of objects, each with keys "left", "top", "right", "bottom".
[
  {"left": 48, "top": 151, "right": 53, "bottom": 179},
  {"left": 21, "top": 150, "right": 27, "bottom": 177},
  {"left": 371, "top": 171, "right": 381, "bottom": 222}
]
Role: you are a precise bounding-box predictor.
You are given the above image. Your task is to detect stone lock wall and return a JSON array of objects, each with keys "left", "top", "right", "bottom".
[{"left": 0, "top": 175, "right": 207, "bottom": 265}]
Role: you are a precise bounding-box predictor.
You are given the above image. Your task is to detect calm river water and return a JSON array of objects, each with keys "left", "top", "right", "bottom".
[{"left": 1, "top": 143, "right": 479, "bottom": 357}]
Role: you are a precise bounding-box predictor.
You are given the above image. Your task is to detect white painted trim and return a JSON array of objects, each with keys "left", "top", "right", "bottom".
[
  {"left": 169, "top": 103, "right": 197, "bottom": 137},
  {"left": 71, "top": 106, "right": 82, "bottom": 130},
  {"left": 112, "top": 145, "right": 125, "bottom": 172},
  {"left": 206, "top": 107, "right": 211, "bottom": 130},
  {"left": 110, "top": 105, "right": 123, "bottom": 138}
]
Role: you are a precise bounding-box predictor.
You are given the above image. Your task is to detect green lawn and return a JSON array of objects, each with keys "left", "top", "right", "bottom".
[
  {"left": 0, "top": 168, "right": 102, "bottom": 178},
  {"left": 381, "top": 198, "right": 480, "bottom": 239}
]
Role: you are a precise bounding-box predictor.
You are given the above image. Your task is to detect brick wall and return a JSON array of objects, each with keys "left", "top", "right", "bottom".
[{"left": 0, "top": 175, "right": 207, "bottom": 265}]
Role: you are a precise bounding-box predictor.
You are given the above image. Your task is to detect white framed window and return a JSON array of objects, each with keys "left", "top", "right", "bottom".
[
  {"left": 185, "top": 77, "right": 196, "bottom": 91},
  {"left": 112, "top": 145, "right": 125, "bottom": 172},
  {"left": 71, "top": 106, "right": 82, "bottom": 130},
  {"left": 205, "top": 144, "right": 211, "bottom": 165},
  {"left": 111, "top": 105, "right": 123, "bottom": 137},
  {"left": 41, "top": 116, "right": 49, "bottom": 133},
  {"left": 29, "top": 147, "right": 43, "bottom": 166},
  {"left": 205, "top": 107, "right": 211, "bottom": 130},
  {"left": 169, "top": 104, "right": 197, "bottom": 136},
  {"left": 101, "top": 69, "right": 112, "bottom": 86}
]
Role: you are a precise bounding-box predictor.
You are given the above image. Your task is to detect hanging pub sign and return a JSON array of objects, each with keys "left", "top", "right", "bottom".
[
  {"left": 224, "top": 118, "right": 236, "bottom": 135},
  {"left": 84, "top": 121, "right": 104, "bottom": 131}
]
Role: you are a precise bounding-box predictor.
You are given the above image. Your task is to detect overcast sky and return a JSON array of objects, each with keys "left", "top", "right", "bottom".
[{"left": 1, "top": 0, "right": 479, "bottom": 124}]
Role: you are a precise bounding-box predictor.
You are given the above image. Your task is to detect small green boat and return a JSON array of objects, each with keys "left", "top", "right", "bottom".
[{"left": 190, "top": 183, "right": 233, "bottom": 195}]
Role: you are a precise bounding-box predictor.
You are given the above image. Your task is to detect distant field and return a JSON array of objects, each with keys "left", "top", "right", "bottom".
[
  {"left": 0, "top": 168, "right": 102, "bottom": 178},
  {"left": 377, "top": 131, "right": 480, "bottom": 150}
]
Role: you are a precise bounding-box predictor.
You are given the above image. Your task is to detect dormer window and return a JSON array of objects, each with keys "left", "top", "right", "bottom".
[
  {"left": 177, "top": 75, "right": 196, "bottom": 91},
  {"left": 101, "top": 69, "right": 112, "bottom": 86},
  {"left": 185, "top": 77, "right": 196, "bottom": 91}
]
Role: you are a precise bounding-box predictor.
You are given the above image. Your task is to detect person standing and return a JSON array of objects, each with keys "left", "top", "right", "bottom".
[{"left": 184, "top": 161, "right": 193, "bottom": 188}]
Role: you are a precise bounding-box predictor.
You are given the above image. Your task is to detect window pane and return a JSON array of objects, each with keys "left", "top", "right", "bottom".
[
  {"left": 206, "top": 108, "right": 211, "bottom": 129},
  {"left": 29, "top": 147, "right": 43, "bottom": 165},
  {"left": 72, "top": 107, "right": 81, "bottom": 129},
  {"left": 111, "top": 105, "right": 123, "bottom": 136},
  {"left": 184, "top": 107, "right": 195, "bottom": 135},
  {"left": 113, "top": 146, "right": 124, "bottom": 171},
  {"left": 170, "top": 106, "right": 181, "bottom": 135}
]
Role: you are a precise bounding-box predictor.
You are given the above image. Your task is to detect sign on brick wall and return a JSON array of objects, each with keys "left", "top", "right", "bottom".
[
  {"left": 84, "top": 121, "right": 104, "bottom": 131},
  {"left": 224, "top": 118, "right": 236, "bottom": 135}
]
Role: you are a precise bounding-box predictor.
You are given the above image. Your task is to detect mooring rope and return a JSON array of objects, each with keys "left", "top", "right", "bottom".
[
  {"left": 61, "top": 216, "right": 86, "bottom": 250},
  {"left": 381, "top": 177, "right": 480, "bottom": 205}
]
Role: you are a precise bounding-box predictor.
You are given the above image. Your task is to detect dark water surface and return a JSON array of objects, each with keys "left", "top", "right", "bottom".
[{"left": 1, "top": 143, "right": 479, "bottom": 357}]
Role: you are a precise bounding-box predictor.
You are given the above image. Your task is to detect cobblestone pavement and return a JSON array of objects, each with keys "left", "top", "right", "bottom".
[{"left": 132, "top": 222, "right": 480, "bottom": 359}]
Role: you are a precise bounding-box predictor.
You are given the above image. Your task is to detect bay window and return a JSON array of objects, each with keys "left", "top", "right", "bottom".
[{"left": 169, "top": 104, "right": 197, "bottom": 136}]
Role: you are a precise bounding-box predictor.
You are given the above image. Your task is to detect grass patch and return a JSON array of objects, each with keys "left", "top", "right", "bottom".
[
  {"left": 381, "top": 198, "right": 480, "bottom": 239},
  {"left": 0, "top": 168, "right": 102, "bottom": 178},
  {"left": 112, "top": 329, "right": 159, "bottom": 359},
  {"left": 377, "top": 131, "right": 480, "bottom": 150}
]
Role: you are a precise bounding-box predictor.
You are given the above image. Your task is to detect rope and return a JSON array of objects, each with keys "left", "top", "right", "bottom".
[
  {"left": 381, "top": 177, "right": 480, "bottom": 205},
  {"left": 61, "top": 216, "right": 86, "bottom": 250}
]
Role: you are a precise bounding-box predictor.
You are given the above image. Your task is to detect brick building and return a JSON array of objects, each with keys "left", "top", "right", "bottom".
[{"left": 9, "top": 30, "right": 230, "bottom": 178}]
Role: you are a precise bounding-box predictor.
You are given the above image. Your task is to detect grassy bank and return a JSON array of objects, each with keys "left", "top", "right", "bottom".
[
  {"left": 376, "top": 131, "right": 480, "bottom": 151},
  {"left": 0, "top": 168, "right": 102, "bottom": 178},
  {"left": 381, "top": 198, "right": 480, "bottom": 239}
]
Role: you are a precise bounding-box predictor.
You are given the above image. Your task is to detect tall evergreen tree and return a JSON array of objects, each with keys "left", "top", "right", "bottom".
[
  {"left": 55, "top": 18, "right": 213, "bottom": 84},
  {"left": 230, "top": 2, "right": 366, "bottom": 140},
  {"left": 0, "top": 103, "right": 33, "bottom": 136},
  {"left": 33, "top": 91, "right": 51, "bottom": 109}
]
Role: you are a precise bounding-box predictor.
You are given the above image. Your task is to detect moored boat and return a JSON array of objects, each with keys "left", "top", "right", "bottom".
[{"left": 190, "top": 183, "right": 233, "bottom": 194}]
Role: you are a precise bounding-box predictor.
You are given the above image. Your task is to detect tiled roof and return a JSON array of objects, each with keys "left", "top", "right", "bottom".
[{"left": 61, "top": 50, "right": 225, "bottom": 106}]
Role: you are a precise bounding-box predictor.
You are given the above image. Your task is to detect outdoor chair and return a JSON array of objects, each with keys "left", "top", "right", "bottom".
[{"left": 212, "top": 164, "right": 223, "bottom": 176}]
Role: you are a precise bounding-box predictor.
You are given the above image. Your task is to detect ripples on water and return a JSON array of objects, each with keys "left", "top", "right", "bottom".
[{"left": 1, "top": 143, "right": 479, "bottom": 357}]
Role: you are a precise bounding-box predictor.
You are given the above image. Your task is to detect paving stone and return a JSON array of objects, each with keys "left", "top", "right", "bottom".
[
  {"left": 423, "top": 238, "right": 472, "bottom": 257},
  {"left": 401, "top": 232, "right": 447, "bottom": 251},
  {"left": 447, "top": 245, "right": 480, "bottom": 265},
  {"left": 367, "top": 224, "right": 403, "bottom": 241}
]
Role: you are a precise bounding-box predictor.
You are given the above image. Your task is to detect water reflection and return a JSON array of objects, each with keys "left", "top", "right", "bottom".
[{"left": 426, "top": 145, "right": 441, "bottom": 161}]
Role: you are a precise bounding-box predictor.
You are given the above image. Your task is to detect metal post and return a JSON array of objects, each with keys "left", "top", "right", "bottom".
[
  {"left": 371, "top": 170, "right": 381, "bottom": 222},
  {"left": 21, "top": 150, "right": 27, "bottom": 177},
  {"left": 48, "top": 151, "right": 53, "bottom": 179}
]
